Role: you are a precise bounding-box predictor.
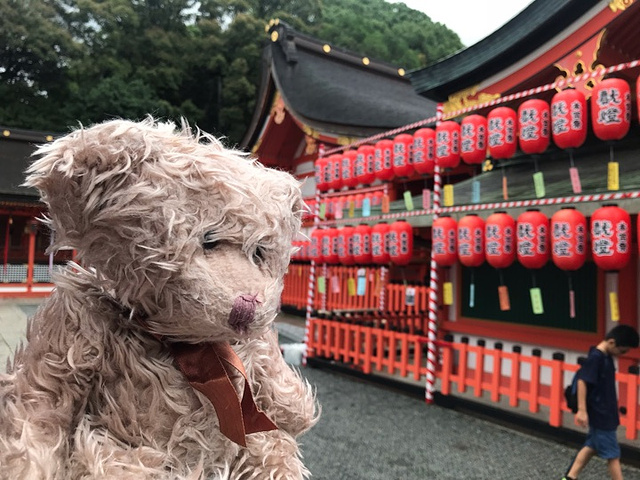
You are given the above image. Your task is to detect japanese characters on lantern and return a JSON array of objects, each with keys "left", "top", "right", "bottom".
[
  {"left": 326, "top": 154, "right": 343, "bottom": 191},
  {"left": 355, "top": 145, "right": 376, "bottom": 186},
  {"left": 590, "top": 204, "right": 631, "bottom": 271},
  {"left": 550, "top": 207, "right": 586, "bottom": 271},
  {"left": 315, "top": 156, "right": 329, "bottom": 192},
  {"left": 435, "top": 121, "right": 461, "bottom": 169},
  {"left": 432, "top": 215, "right": 457, "bottom": 267},
  {"left": 591, "top": 78, "right": 631, "bottom": 141},
  {"left": 488, "top": 107, "right": 517, "bottom": 159},
  {"left": 352, "top": 224, "right": 373, "bottom": 264},
  {"left": 460, "top": 115, "right": 487, "bottom": 165},
  {"left": 388, "top": 220, "right": 413, "bottom": 266},
  {"left": 413, "top": 128, "right": 436, "bottom": 175},
  {"left": 518, "top": 99, "right": 550, "bottom": 155},
  {"left": 485, "top": 212, "right": 516, "bottom": 269},
  {"left": 393, "top": 134, "right": 415, "bottom": 178},
  {"left": 341, "top": 150, "right": 358, "bottom": 189},
  {"left": 310, "top": 228, "right": 325, "bottom": 263},
  {"left": 371, "top": 222, "right": 390, "bottom": 264},
  {"left": 337, "top": 226, "right": 355, "bottom": 265},
  {"left": 457, "top": 214, "right": 485, "bottom": 267},
  {"left": 321, "top": 227, "right": 339, "bottom": 264},
  {"left": 374, "top": 139, "right": 394, "bottom": 181},
  {"left": 551, "top": 89, "right": 587, "bottom": 150},
  {"left": 516, "top": 209, "right": 549, "bottom": 269}
]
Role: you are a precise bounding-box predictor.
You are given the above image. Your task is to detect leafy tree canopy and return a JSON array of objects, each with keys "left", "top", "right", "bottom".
[{"left": 0, "top": 0, "right": 463, "bottom": 144}]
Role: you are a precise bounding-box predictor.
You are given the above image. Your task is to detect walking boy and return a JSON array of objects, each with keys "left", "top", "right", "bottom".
[{"left": 563, "top": 324, "right": 639, "bottom": 480}]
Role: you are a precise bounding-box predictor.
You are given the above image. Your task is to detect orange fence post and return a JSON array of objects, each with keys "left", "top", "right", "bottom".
[
  {"left": 529, "top": 349, "right": 542, "bottom": 413},
  {"left": 549, "top": 352, "right": 565, "bottom": 427},
  {"left": 509, "top": 346, "right": 522, "bottom": 407},
  {"left": 457, "top": 337, "right": 469, "bottom": 393},
  {"left": 439, "top": 337, "right": 453, "bottom": 396},
  {"left": 473, "top": 340, "right": 485, "bottom": 398},
  {"left": 376, "top": 329, "right": 383, "bottom": 372},
  {"left": 622, "top": 366, "right": 639, "bottom": 440},
  {"left": 399, "top": 334, "right": 409, "bottom": 377},
  {"left": 363, "top": 326, "right": 373, "bottom": 375},
  {"left": 490, "top": 342, "right": 503, "bottom": 403}
]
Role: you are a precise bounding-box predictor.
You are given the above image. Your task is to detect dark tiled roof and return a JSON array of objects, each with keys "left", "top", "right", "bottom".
[
  {"left": 408, "top": 0, "right": 603, "bottom": 101},
  {"left": 256, "top": 22, "right": 437, "bottom": 139}
]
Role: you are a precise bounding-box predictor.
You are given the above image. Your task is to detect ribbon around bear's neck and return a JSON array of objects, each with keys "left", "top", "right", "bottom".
[{"left": 169, "top": 341, "right": 278, "bottom": 447}]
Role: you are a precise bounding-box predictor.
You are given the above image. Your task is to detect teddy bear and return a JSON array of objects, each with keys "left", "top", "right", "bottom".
[{"left": 0, "top": 118, "right": 318, "bottom": 479}]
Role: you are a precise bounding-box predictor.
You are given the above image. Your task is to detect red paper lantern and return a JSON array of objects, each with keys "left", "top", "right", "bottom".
[
  {"left": 436, "top": 121, "right": 461, "bottom": 169},
  {"left": 591, "top": 204, "right": 631, "bottom": 271},
  {"left": 321, "top": 227, "right": 339, "bottom": 264},
  {"left": 315, "top": 157, "right": 329, "bottom": 192},
  {"left": 591, "top": 78, "right": 631, "bottom": 141},
  {"left": 337, "top": 226, "right": 355, "bottom": 265},
  {"left": 413, "top": 128, "right": 436, "bottom": 174},
  {"left": 518, "top": 99, "right": 550, "bottom": 155},
  {"left": 432, "top": 215, "right": 457, "bottom": 267},
  {"left": 393, "top": 134, "right": 415, "bottom": 178},
  {"left": 371, "top": 222, "right": 390, "bottom": 264},
  {"left": 457, "top": 214, "right": 485, "bottom": 267},
  {"left": 388, "top": 220, "right": 413, "bottom": 266},
  {"left": 310, "top": 229, "right": 325, "bottom": 263},
  {"left": 352, "top": 224, "right": 373, "bottom": 264},
  {"left": 374, "top": 139, "right": 394, "bottom": 181},
  {"left": 488, "top": 107, "right": 517, "bottom": 159},
  {"left": 371, "top": 190, "right": 383, "bottom": 208},
  {"left": 355, "top": 145, "right": 376, "bottom": 186},
  {"left": 485, "top": 211, "right": 516, "bottom": 269},
  {"left": 516, "top": 209, "right": 549, "bottom": 269},
  {"left": 326, "top": 154, "right": 343, "bottom": 191},
  {"left": 551, "top": 207, "right": 587, "bottom": 271},
  {"left": 551, "top": 89, "right": 587, "bottom": 150},
  {"left": 460, "top": 115, "right": 487, "bottom": 165},
  {"left": 341, "top": 150, "right": 358, "bottom": 189}
]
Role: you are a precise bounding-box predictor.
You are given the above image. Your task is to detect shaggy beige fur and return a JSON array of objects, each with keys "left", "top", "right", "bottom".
[{"left": 0, "top": 118, "right": 318, "bottom": 479}]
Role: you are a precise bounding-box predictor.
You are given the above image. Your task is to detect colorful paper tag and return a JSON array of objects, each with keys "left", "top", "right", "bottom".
[
  {"left": 530, "top": 287, "right": 544, "bottom": 314},
  {"left": 362, "top": 198, "right": 371, "bottom": 217},
  {"left": 569, "top": 289, "right": 576, "bottom": 319},
  {"left": 469, "top": 283, "right": 475, "bottom": 308},
  {"left": 443, "top": 184, "right": 454, "bottom": 207},
  {"left": 533, "top": 171, "right": 545, "bottom": 198},
  {"left": 348, "top": 200, "right": 355, "bottom": 218},
  {"left": 319, "top": 202, "right": 326, "bottom": 220},
  {"left": 347, "top": 277, "right": 356, "bottom": 296},
  {"left": 502, "top": 175, "right": 509, "bottom": 200},
  {"left": 404, "top": 190, "right": 414, "bottom": 211},
  {"left": 381, "top": 194, "right": 390, "bottom": 214},
  {"left": 569, "top": 167, "right": 582, "bottom": 194},
  {"left": 609, "top": 291, "right": 620, "bottom": 321},
  {"left": 498, "top": 285, "right": 510, "bottom": 311},
  {"left": 335, "top": 201, "right": 343, "bottom": 219},
  {"left": 331, "top": 275, "right": 340, "bottom": 294},
  {"left": 422, "top": 189, "right": 431, "bottom": 210},
  {"left": 357, "top": 268, "right": 366, "bottom": 296},
  {"left": 443, "top": 282, "right": 453, "bottom": 306},
  {"left": 471, "top": 180, "right": 481, "bottom": 204},
  {"left": 317, "top": 276, "right": 326, "bottom": 294},
  {"left": 405, "top": 287, "right": 416, "bottom": 306},
  {"left": 608, "top": 162, "right": 619, "bottom": 191}
]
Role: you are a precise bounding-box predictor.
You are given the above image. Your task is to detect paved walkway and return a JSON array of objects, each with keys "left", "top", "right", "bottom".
[{"left": 2, "top": 301, "right": 639, "bottom": 479}]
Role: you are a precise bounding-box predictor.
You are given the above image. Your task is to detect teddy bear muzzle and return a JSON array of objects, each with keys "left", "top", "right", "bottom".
[{"left": 228, "top": 294, "right": 262, "bottom": 333}]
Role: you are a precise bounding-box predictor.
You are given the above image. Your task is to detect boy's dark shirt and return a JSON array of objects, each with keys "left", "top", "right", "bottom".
[{"left": 578, "top": 346, "right": 619, "bottom": 430}]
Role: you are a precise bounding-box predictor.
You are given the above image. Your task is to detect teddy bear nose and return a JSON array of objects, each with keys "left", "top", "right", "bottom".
[{"left": 228, "top": 294, "right": 262, "bottom": 333}]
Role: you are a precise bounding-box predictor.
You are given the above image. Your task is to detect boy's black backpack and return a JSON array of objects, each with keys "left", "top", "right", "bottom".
[{"left": 564, "top": 371, "right": 579, "bottom": 414}]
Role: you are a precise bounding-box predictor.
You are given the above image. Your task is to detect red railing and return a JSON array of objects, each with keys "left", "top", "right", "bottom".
[{"left": 306, "top": 318, "right": 640, "bottom": 440}]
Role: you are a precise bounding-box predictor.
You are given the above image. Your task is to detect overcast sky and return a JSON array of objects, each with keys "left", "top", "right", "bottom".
[{"left": 388, "top": 0, "right": 536, "bottom": 47}]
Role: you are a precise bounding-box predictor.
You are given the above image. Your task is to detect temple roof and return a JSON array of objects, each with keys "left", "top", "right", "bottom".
[
  {"left": 242, "top": 21, "right": 437, "bottom": 148},
  {"left": 408, "top": 0, "right": 603, "bottom": 101}
]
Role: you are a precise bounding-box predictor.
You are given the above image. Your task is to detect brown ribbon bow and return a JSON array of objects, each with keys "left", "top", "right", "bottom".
[{"left": 169, "top": 341, "right": 278, "bottom": 447}]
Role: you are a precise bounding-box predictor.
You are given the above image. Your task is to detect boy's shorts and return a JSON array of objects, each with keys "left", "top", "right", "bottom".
[{"left": 584, "top": 427, "right": 620, "bottom": 459}]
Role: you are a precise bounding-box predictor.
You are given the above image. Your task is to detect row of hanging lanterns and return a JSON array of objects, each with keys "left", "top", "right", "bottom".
[
  {"left": 315, "top": 77, "right": 635, "bottom": 192},
  {"left": 432, "top": 204, "right": 631, "bottom": 272},
  {"left": 297, "top": 220, "right": 414, "bottom": 266}
]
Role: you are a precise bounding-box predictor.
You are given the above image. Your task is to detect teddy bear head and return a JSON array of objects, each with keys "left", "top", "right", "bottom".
[{"left": 26, "top": 118, "right": 303, "bottom": 343}]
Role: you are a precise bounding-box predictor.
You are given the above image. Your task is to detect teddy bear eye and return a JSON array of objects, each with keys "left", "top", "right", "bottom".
[
  {"left": 203, "top": 231, "right": 218, "bottom": 251},
  {"left": 253, "top": 246, "right": 266, "bottom": 264}
]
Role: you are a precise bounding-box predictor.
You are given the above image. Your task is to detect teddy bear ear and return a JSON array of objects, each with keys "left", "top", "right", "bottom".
[{"left": 24, "top": 118, "right": 173, "bottom": 251}]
